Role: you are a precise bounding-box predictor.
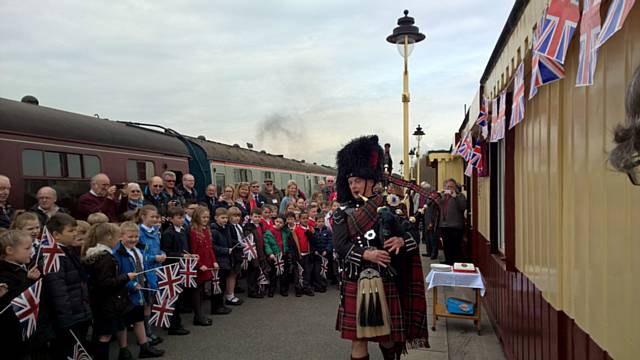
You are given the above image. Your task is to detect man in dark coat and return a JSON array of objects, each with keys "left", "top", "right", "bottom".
[
  {"left": 177, "top": 173, "right": 198, "bottom": 203},
  {"left": 0, "top": 175, "right": 15, "bottom": 229},
  {"left": 30, "top": 186, "right": 69, "bottom": 227}
]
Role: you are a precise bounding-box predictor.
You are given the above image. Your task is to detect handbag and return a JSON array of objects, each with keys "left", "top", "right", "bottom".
[{"left": 356, "top": 268, "right": 391, "bottom": 338}]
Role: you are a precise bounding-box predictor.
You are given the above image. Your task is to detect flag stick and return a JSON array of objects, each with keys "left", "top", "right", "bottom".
[
  {"left": 0, "top": 302, "right": 12, "bottom": 315},
  {"left": 139, "top": 287, "right": 160, "bottom": 292},
  {"left": 69, "top": 329, "right": 92, "bottom": 359}
]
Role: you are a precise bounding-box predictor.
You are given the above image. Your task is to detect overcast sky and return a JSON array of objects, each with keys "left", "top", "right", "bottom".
[{"left": 0, "top": 0, "right": 513, "bottom": 167}]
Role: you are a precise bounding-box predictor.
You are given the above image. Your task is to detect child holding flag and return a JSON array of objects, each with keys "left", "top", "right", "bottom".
[
  {"left": 263, "top": 215, "right": 291, "bottom": 297},
  {"left": 189, "top": 206, "right": 218, "bottom": 325}
]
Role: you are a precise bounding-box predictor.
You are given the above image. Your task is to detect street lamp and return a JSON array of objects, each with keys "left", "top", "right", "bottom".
[
  {"left": 387, "top": 9, "right": 426, "bottom": 180},
  {"left": 413, "top": 124, "right": 425, "bottom": 182},
  {"left": 399, "top": 160, "right": 404, "bottom": 177},
  {"left": 408, "top": 148, "right": 416, "bottom": 179}
]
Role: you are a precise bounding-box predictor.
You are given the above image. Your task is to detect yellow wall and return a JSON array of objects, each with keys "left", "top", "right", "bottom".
[
  {"left": 505, "top": 4, "right": 640, "bottom": 360},
  {"left": 428, "top": 152, "right": 464, "bottom": 191}
]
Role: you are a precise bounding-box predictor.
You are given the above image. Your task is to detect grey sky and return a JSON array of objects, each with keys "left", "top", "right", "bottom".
[{"left": 0, "top": 0, "right": 513, "bottom": 167}]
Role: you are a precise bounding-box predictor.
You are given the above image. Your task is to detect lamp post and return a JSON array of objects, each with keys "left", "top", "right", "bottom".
[
  {"left": 399, "top": 160, "right": 404, "bottom": 177},
  {"left": 413, "top": 124, "right": 425, "bottom": 182},
  {"left": 408, "top": 148, "right": 416, "bottom": 180},
  {"left": 387, "top": 9, "right": 425, "bottom": 180}
]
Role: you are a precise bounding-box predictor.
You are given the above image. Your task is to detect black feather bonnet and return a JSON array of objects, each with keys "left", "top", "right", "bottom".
[{"left": 335, "top": 135, "right": 384, "bottom": 203}]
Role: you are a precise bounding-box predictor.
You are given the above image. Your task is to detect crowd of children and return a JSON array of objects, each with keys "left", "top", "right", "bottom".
[{"left": 0, "top": 178, "right": 338, "bottom": 360}]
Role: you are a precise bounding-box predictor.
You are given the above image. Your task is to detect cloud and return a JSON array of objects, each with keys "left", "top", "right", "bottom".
[{"left": 0, "top": 0, "right": 514, "bottom": 165}]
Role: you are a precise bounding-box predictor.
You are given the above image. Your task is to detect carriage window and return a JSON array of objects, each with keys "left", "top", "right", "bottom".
[
  {"left": 66, "top": 154, "right": 82, "bottom": 178},
  {"left": 127, "top": 160, "right": 155, "bottom": 182},
  {"left": 83, "top": 155, "right": 101, "bottom": 178},
  {"left": 215, "top": 173, "right": 226, "bottom": 190},
  {"left": 22, "top": 150, "right": 44, "bottom": 176},
  {"left": 44, "top": 152, "right": 63, "bottom": 177},
  {"left": 234, "top": 168, "right": 249, "bottom": 183}
]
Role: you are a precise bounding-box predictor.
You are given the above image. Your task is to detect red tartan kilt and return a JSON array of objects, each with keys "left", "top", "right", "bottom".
[{"left": 336, "top": 279, "right": 405, "bottom": 342}]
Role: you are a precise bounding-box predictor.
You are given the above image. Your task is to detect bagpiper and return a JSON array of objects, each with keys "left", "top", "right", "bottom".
[{"left": 333, "top": 135, "right": 429, "bottom": 360}]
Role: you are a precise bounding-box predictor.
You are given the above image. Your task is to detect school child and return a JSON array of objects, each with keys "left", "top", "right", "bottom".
[
  {"left": 312, "top": 216, "right": 332, "bottom": 291},
  {"left": 243, "top": 208, "right": 267, "bottom": 298},
  {"left": 223, "top": 207, "right": 244, "bottom": 306},
  {"left": 81, "top": 223, "right": 136, "bottom": 360},
  {"left": 189, "top": 206, "right": 219, "bottom": 325},
  {"left": 160, "top": 206, "right": 191, "bottom": 335},
  {"left": 284, "top": 212, "right": 303, "bottom": 297},
  {"left": 42, "top": 213, "right": 92, "bottom": 359},
  {"left": 233, "top": 183, "right": 251, "bottom": 221},
  {"left": 210, "top": 207, "right": 234, "bottom": 315},
  {"left": 9, "top": 211, "right": 41, "bottom": 245},
  {"left": 114, "top": 221, "right": 165, "bottom": 358},
  {"left": 260, "top": 205, "right": 275, "bottom": 232},
  {"left": 293, "top": 212, "right": 315, "bottom": 297},
  {"left": 0, "top": 230, "right": 42, "bottom": 360},
  {"left": 137, "top": 205, "right": 167, "bottom": 346},
  {"left": 76, "top": 220, "right": 90, "bottom": 246},
  {"left": 87, "top": 212, "right": 109, "bottom": 226},
  {"left": 263, "top": 215, "right": 290, "bottom": 297},
  {"left": 183, "top": 199, "right": 198, "bottom": 228}
]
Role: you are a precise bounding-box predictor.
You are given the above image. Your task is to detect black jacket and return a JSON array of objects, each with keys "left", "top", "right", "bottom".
[
  {"left": 29, "top": 204, "right": 69, "bottom": 228},
  {"left": 144, "top": 192, "right": 169, "bottom": 217},
  {"left": 161, "top": 225, "right": 191, "bottom": 264},
  {"left": 82, "top": 246, "right": 132, "bottom": 320},
  {"left": 177, "top": 184, "right": 198, "bottom": 203},
  {"left": 0, "top": 260, "right": 35, "bottom": 359},
  {"left": 0, "top": 204, "right": 15, "bottom": 229},
  {"left": 211, "top": 222, "right": 235, "bottom": 270},
  {"left": 43, "top": 245, "right": 92, "bottom": 330}
]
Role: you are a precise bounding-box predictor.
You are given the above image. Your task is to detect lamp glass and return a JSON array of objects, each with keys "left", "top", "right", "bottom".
[{"left": 396, "top": 37, "right": 414, "bottom": 57}]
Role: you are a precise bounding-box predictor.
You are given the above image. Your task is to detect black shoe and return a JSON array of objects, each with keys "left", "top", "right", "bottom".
[
  {"left": 168, "top": 327, "right": 191, "bottom": 335},
  {"left": 147, "top": 334, "right": 163, "bottom": 346},
  {"left": 234, "top": 286, "right": 245, "bottom": 294},
  {"left": 118, "top": 347, "right": 134, "bottom": 360},
  {"left": 225, "top": 297, "right": 244, "bottom": 306},
  {"left": 422, "top": 253, "right": 430, "bottom": 257},
  {"left": 193, "top": 317, "right": 212, "bottom": 326},
  {"left": 138, "top": 343, "right": 164, "bottom": 358},
  {"left": 295, "top": 291, "right": 302, "bottom": 297},
  {"left": 268, "top": 291, "right": 274, "bottom": 298},
  {"left": 304, "top": 289, "right": 315, "bottom": 296},
  {"left": 431, "top": 255, "right": 438, "bottom": 260},
  {"left": 316, "top": 287, "right": 327, "bottom": 293},
  {"left": 248, "top": 293, "right": 264, "bottom": 298},
  {"left": 280, "top": 291, "right": 289, "bottom": 297},
  {"left": 212, "top": 306, "right": 232, "bottom": 315}
]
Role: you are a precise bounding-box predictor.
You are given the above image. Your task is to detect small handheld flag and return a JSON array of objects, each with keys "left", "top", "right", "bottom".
[
  {"left": 149, "top": 293, "right": 178, "bottom": 328},
  {"left": 155, "top": 263, "right": 184, "bottom": 300},
  {"left": 179, "top": 257, "right": 197, "bottom": 288},
  {"left": 12, "top": 279, "right": 42, "bottom": 340}
]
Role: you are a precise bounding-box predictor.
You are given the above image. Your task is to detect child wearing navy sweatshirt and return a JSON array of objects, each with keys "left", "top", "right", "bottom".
[{"left": 314, "top": 215, "right": 334, "bottom": 289}]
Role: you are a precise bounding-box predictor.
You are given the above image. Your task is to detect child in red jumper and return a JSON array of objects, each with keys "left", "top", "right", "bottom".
[{"left": 293, "top": 212, "right": 315, "bottom": 297}]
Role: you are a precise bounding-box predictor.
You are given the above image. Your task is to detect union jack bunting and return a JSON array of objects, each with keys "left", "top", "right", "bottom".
[
  {"left": 463, "top": 134, "right": 474, "bottom": 162},
  {"left": 275, "top": 252, "right": 285, "bottom": 276},
  {"left": 155, "top": 263, "right": 184, "bottom": 300},
  {"left": 469, "top": 141, "right": 483, "bottom": 168},
  {"left": 149, "top": 292, "right": 177, "bottom": 328},
  {"left": 509, "top": 62, "right": 526, "bottom": 130},
  {"left": 67, "top": 331, "right": 91, "bottom": 360},
  {"left": 11, "top": 279, "right": 42, "bottom": 340},
  {"left": 320, "top": 256, "right": 328, "bottom": 279},
  {"left": 530, "top": 14, "right": 566, "bottom": 99},
  {"left": 534, "top": 0, "right": 581, "bottom": 64},
  {"left": 577, "top": 0, "right": 602, "bottom": 86},
  {"left": 494, "top": 91, "right": 507, "bottom": 141},
  {"left": 464, "top": 162, "right": 474, "bottom": 177},
  {"left": 211, "top": 269, "right": 222, "bottom": 294},
  {"left": 490, "top": 97, "right": 499, "bottom": 142},
  {"left": 179, "top": 257, "right": 197, "bottom": 288},
  {"left": 596, "top": 0, "right": 636, "bottom": 48},
  {"left": 475, "top": 98, "right": 489, "bottom": 139},
  {"left": 241, "top": 234, "right": 257, "bottom": 261},
  {"left": 40, "top": 226, "right": 65, "bottom": 274}
]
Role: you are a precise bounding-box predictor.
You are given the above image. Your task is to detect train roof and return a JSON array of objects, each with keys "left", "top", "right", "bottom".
[
  {"left": 0, "top": 97, "right": 190, "bottom": 157},
  {"left": 190, "top": 137, "right": 335, "bottom": 176}
]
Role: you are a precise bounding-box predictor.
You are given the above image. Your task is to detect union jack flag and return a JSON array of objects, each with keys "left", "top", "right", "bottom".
[
  {"left": 211, "top": 268, "right": 222, "bottom": 294},
  {"left": 155, "top": 263, "right": 184, "bottom": 300},
  {"left": 274, "top": 252, "right": 285, "bottom": 276},
  {"left": 67, "top": 331, "right": 91, "bottom": 360},
  {"left": 11, "top": 279, "right": 42, "bottom": 340},
  {"left": 257, "top": 268, "right": 269, "bottom": 285},
  {"left": 534, "top": 0, "right": 581, "bottom": 64},
  {"left": 241, "top": 234, "right": 257, "bottom": 261},
  {"left": 490, "top": 97, "right": 499, "bottom": 142},
  {"left": 596, "top": 0, "right": 636, "bottom": 48},
  {"left": 40, "top": 226, "right": 65, "bottom": 274},
  {"left": 577, "top": 0, "right": 602, "bottom": 86},
  {"left": 464, "top": 162, "right": 474, "bottom": 177},
  {"left": 530, "top": 14, "right": 566, "bottom": 99},
  {"left": 179, "top": 257, "right": 197, "bottom": 288},
  {"left": 320, "top": 256, "right": 328, "bottom": 279},
  {"left": 149, "top": 292, "right": 177, "bottom": 328},
  {"left": 476, "top": 98, "right": 489, "bottom": 139},
  {"left": 509, "top": 62, "right": 526, "bottom": 129},
  {"left": 494, "top": 91, "right": 507, "bottom": 141},
  {"left": 463, "top": 134, "right": 474, "bottom": 162},
  {"left": 469, "top": 141, "right": 483, "bottom": 168}
]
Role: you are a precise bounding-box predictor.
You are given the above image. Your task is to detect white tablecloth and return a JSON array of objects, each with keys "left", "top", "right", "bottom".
[{"left": 426, "top": 269, "right": 486, "bottom": 296}]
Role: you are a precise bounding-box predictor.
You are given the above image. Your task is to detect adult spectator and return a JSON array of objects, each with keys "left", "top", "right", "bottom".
[
  {"left": 162, "top": 171, "right": 185, "bottom": 207},
  {"left": 279, "top": 180, "right": 299, "bottom": 215},
  {"left": 424, "top": 191, "right": 441, "bottom": 259},
  {"left": 145, "top": 176, "right": 169, "bottom": 217},
  {"left": 249, "top": 180, "right": 266, "bottom": 210},
  {"left": 177, "top": 173, "right": 198, "bottom": 202},
  {"left": 260, "top": 179, "right": 282, "bottom": 208},
  {"left": 118, "top": 182, "right": 144, "bottom": 214},
  {"left": 202, "top": 184, "right": 219, "bottom": 217},
  {"left": 383, "top": 142, "right": 393, "bottom": 174},
  {"left": 324, "top": 176, "right": 337, "bottom": 203},
  {"left": 30, "top": 186, "right": 68, "bottom": 227},
  {"left": 0, "top": 175, "right": 14, "bottom": 229},
  {"left": 438, "top": 178, "right": 467, "bottom": 265},
  {"left": 76, "top": 173, "right": 118, "bottom": 222}
]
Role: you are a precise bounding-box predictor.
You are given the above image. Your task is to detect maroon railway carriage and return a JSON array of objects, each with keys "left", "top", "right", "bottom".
[{"left": 0, "top": 97, "right": 190, "bottom": 212}]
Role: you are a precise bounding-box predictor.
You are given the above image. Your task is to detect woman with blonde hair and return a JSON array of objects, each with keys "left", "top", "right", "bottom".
[
  {"left": 279, "top": 180, "right": 299, "bottom": 215},
  {"left": 119, "top": 182, "right": 145, "bottom": 214}
]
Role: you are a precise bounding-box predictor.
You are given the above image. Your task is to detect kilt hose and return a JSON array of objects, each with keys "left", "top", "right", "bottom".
[{"left": 336, "top": 279, "right": 405, "bottom": 343}]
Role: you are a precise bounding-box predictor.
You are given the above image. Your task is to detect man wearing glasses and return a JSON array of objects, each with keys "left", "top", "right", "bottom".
[
  {"left": 162, "top": 171, "right": 185, "bottom": 210},
  {"left": 260, "top": 179, "right": 282, "bottom": 208},
  {"left": 249, "top": 181, "right": 266, "bottom": 211},
  {"left": 324, "top": 176, "right": 337, "bottom": 203},
  {"left": 30, "top": 186, "right": 69, "bottom": 227},
  {"left": 145, "top": 176, "right": 169, "bottom": 219}
]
